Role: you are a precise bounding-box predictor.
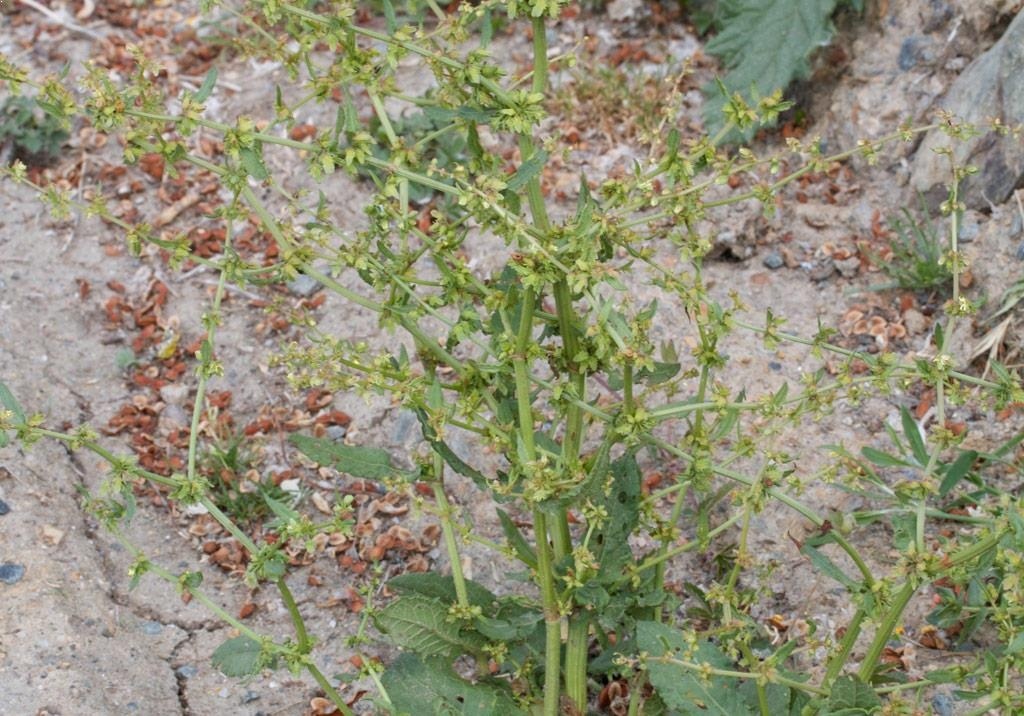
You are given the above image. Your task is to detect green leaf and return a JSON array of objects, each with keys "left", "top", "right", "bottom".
[
  {"left": 506, "top": 148, "right": 548, "bottom": 191},
  {"left": 823, "top": 674, "right": 882, "bottom": 714},
  {"left": 239, "top": 144, "right": 269, "bottom": 181},
  {"left": 474, "top": 608, "right": 542, "bottom": 641},
  {"left": 382, "top": 654, "right": 524, "bottom": 716},
  {"left": 194, "top": 67, "right": 218, "bottom": 103},
  {"left": 860, "top": 446, "right": 913, "bottom": 469},
  {"left": 702, "top": 0, "right": 840, "bottom": 140},
  {"left": 800, "top": 543, "right": 859, "bottom": 591},
  {"left": 938, "top": 450, "right": 978, "bottom": 497},
  {"left": 414, "top": 409, "right": 487, "bottom": 488},
  {"left": 289, "top": 434, "right": 408, "bottom": 481},
  {"left": 375, "top": 594, "right": 487, "bottom": 659},
  {"left": 211, "top": 635, "right": 274, "bottom": 677},
  {"left": 637, "top": 621, "right": 753, "bottom": 715},
  {"left": 900, "top": 407, "right": 928, "bottom": 465},
  {"left": 388, "top": 572, "right": 496, "bottom": 609},
  {"left": 497, "top": 509, "right": 538, "bottom": 570},
  {"left": 0, "top": 380, "right": 26, "bottom": 424}
]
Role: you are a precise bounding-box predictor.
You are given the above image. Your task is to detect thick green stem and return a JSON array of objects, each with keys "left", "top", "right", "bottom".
[
  {"left": 857, "top": 581, "right": 916, "bottom": 681},
  {"left": 823, "top": 607, "right": 866, "bottom": 685},
  {"left": 534, "top": 510, "right": 562, "bottom": 716},
  {"left": 565, "top": 613, "right": 589, "bottom": 711}
]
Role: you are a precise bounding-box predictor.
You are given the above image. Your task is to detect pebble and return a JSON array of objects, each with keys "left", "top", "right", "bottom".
[
  {"left": 958, "top": 215, "right": 980, "bottom": 243},
  {"left": 176, "top": 664, "right": 198, "bottom": 679},
  {"left": 768, "top": 361, "right": 782, "bottom": 372},
  {"left": 159, "top": 383, "right": 189, "bottom": 405},
  {"left": 0, "top": 562, "right": 25, "bottom": 584},
  {"left": 903, "top": 308, "right": 928, "bottom": 335},
  {"left": 0, "top": 497, "right": 9, "bottom": 515},
  {"left": 325, "top": 424, "right": 347, "bottom": 441},
  {"left": 898, "top": 36, "right": 933, "bottom": 71},
  {"left": 762, "top": 251, "right": 784, "bottom": 270},
  {"left": 141, "top": 620, "right": 163, "bottom": 635},
  {"left": 241, "top": 690, "right": 261, "bottom": 704},
  {"left": 809, "top": 258, "right": 836, "bottom": 282},
  {"left": 835, "top": 256, "right": 861, "bottom": 278},
  {"left": 287, "top": 274, "right": 320, "bottom": 298},
  {"left": 931, "top": 692, "right": 954, "bottom": 716}
]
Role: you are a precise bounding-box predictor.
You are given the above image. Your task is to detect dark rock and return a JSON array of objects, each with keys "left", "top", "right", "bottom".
[
  {"left": 287, "top": 273, "right": 321, "bottom": 298},
  {"left": 241, "top": 690, "right": 261, "bottom": 704},
  {"left": 762, "top": 251, "right": 784, "bottom": 269},
  {"left": 325, "top": 424, "right": 347, "bottom": 441},
  {"left": 898, "top": 36, "right": 934, "bottom": 70},
  {"left": 0, "top": 562, "right": 25, "bottom": 584},
  {"left": 768, "top": 361, "right": 782, "bottom": 372},
  {"left": 911, "top": 12, "right": 1024, "bottom": 210},
  {"left": 931, "top": 692, "right": 954, "bottom": 716},
  {"left": 176, "top": 664, "right": 197, "bottom": 679},
  {"left": 958, "top": 213, "right": 981, "bottom": 242},
  {"left": 0, "top": 498, "right": 9, "bottom": 515}
]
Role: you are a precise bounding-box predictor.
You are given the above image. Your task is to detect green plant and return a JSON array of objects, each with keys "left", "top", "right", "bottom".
[
  {"left": 2, "top": 3, "right": 1024, "bottom": 715},
  {"left": 870, "top": 198, "right": 956, "bottom": 292},
  {"left": 699, "top": 0, "right": 863, "bottom": 141},
  {"left": 201, "top": 430, "right": 292, "bottom": 525},
  {"left": 0, "top": 94, "right": 69, "bottom": 164}
]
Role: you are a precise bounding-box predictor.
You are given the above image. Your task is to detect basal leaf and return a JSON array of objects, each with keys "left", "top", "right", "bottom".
[
  {"left": 702, "top": 0, "right": 839, "bottom": 140},
  {"left": 388, "top": 572, "right": 496, "bottom": 609},
  {"left": 382, "top": 653, "right": 524, "bottom": 716},
  {"left": 823, "top": 674, "right": 882, "bottom": 714},
  {"left": 637, "top": 621, "right": 753, "bottom": 715},
  {"left": 375, "top": 594, "right": 487, "bottom": 660},
  {"left": 211, "top": 635, "right": 274, "bottom": 677},
  {"left": 289, "top": 434, "right": 409, "bottom": 481}
]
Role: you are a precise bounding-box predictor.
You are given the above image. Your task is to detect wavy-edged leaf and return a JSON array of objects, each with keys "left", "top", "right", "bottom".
[
  {"left": 822, "top": 674, "right": 881, "bottom": 714},
  {"left": 637, "top": 621, "right": 753, "bottom": 715},
  {"left": 211, "top": 635, "right": 275, "bottom": 677},
  {"left": 388, "top": 572, "right": 496, "bottom": 609},
  {"left": 376, "top": 594, "right": 487, "bottom": 659},
  {"left": 289, "top": 434, "right": 409, "bottom": 481},
  {"left": 382, "top": 653, "right": 524, "bottom": 716},
  {"left": 702, "top": 0, "right": 839, "bottom": 140}
]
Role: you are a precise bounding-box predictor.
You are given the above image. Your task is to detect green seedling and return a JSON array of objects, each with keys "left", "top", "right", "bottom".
[{"left": 0, "top": 95, "right": 69, "bottom": 165}]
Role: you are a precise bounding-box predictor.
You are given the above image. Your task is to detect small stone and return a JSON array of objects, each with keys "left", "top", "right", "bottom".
[
  {"left": 768, "top": 361, "right": 782, "bottom": 372},
  {"left": 159, "top": 383, "right": 189, "bottom": 405},
  {"left": 325, "top": 424, "right": 347, "bottom": 441},
  {"left": 0, "top": 498, "right": 9, "bottom": 515},
  {"left": 176, "top": 664, "right": 198, "bottom": 679},
  {"left": 606, "top": 0, "right": 641, "bottom": 21},
  {"left": 809, "top": 258, "right": 836, "bottom": 282},
  {"left": 0, "top": 562, "right": 25, "bottom": 584},
  {"left": 762, "top": 251, "right": 784, "bottom": 270},
  {"left": 141, "top": 620, "right": 163, "bottom": 635},
  {"left": 835, "top": 256, "right": 861, "bottom": 278},
  {"left": 903, "top": 308, "right": 928, "bottom": 335},
  {"left": 898, "top": 36, "right": 933, "bottom": 71},
  {"left": 931, "top": 692, "right": 954, "bottom": 716},
  {"left": 241, "top": 690, "right": 261, "bottom": 704},
  {"left": 958, "top": 215, "right": 980, "bottom": 243},
  {"left": 287, "top": 273, "right": 320, "bottom": 298}
]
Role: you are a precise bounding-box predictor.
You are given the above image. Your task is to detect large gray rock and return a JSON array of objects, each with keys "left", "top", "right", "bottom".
[{"left": 911, "top": 10, "right": 1024, "bottom": 209}]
